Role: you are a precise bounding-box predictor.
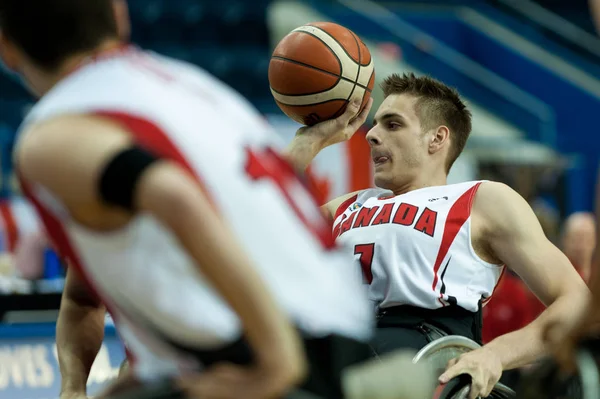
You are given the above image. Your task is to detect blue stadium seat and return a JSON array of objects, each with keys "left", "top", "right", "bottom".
[{"left": 125, "top": 0, "right": 272, "bottom": 106}]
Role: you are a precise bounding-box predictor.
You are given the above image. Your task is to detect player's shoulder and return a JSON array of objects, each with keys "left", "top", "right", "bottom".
[
  {"left": 16, "top": 114, "right": 129, "bottom": 178},
  {"left": 471, "top": 181, "right": 533, "bottom": 232},
  {"left": 472, "top": 181, "right": 521, "bottom": 209}
]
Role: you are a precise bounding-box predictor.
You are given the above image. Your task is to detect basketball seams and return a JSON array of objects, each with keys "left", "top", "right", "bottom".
[
  {"left": 352, "top": 34, "right": 372, "bottom": 67},
  {"left": 271, "top": 80, "right": 372, "bottom": 98},
  {"left": 270, "top": 54, "right": 372, "bottom": 91},
  {"left": 293, "top": 26, "right": 359, "bottom": 81},
  {"left": 269, "top": 22, "right": 374, "bottom": 125},
  {"left": 270, "top": 56, "right": 341, "bottom": 96},
  {"left": 271, "top": 56, "right": 341, "bottom": 80},
  {"left": 275, "top": 98, "right": 351, "bottom": 108},
  {"left": 305, "top": 23, "right": 362, "bottom": 69},
  {"left": 290, "top": 29, "right": 344, "bottom": 75},
  {"left": 271, "top": 79, "right": 355, "bottom": 106},
  {"left": 344, "top": 29, "right": 362, "bottom": 105}
]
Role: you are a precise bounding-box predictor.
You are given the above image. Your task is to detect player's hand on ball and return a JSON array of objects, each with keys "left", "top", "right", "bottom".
[
  {"left": 297, "top": 97, "right": 373, "bottom": 150},
  {"left": 438, "top": 347, "right": 503, "bottom": 399}
]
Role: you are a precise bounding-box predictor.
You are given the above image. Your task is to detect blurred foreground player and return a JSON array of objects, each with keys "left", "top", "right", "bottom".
[
  {"left": 0, "top": 1, "right": 407, "bottom": 398},
  {"left": 285, "top": 73, "right": 590, "bottom": 399}
]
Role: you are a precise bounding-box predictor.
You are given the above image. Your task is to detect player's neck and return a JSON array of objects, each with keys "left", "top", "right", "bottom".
[
  {"left": 390, "top": 170, "right": 448, "bottom": 196},
  {"left": 34, "top": 39, "right": 125, "bottom": 96}
]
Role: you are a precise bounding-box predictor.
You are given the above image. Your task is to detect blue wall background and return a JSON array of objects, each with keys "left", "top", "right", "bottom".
[{"left": 0, "top": 324, "right": 125, "bottom": 399}]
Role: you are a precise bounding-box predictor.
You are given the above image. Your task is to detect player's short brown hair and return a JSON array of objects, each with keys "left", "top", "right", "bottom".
[
  {"left": 381, "top": 73, "right": 472, "bottom": 172},
  {"left": 0, "top": 0, "right": 119, "bottom": 71}
]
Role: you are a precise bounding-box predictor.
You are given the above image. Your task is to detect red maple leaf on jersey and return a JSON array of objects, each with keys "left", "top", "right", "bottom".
[{"left": 305, "top": 165, "right": 332, "bottom": 205}]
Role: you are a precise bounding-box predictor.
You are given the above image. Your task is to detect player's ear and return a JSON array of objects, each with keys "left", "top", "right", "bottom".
[
  {"left": 428, "top": 125, "right": 450, "bottom": 155},
  {"left": 0, "top": 31, "right": 22, "bottom": 72},
  {"left": 112, "top": 0, "right": 131, "bottom": 41}
]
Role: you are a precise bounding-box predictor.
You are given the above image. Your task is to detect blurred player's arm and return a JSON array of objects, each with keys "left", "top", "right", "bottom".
[
  {"left": 475, "top": 182, "right": 590, "bottom": 369},
  {"left": 57, "top": 268, "right": 106, "bottom": 399},
  {"left": 283, "top": 98, "right": 373, "bottom": 216},
  {"left": 16, "top": 115, "right": 306, "bottom": 397}
]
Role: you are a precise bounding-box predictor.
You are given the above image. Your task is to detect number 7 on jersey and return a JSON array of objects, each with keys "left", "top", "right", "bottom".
[{"left": 354, "top": 243, "right": 374, "bottom": 284}]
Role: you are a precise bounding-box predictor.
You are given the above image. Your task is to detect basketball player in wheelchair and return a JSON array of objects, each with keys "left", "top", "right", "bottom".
[{"left": 284, "top": 73, "right": 591, "bottom": 399}]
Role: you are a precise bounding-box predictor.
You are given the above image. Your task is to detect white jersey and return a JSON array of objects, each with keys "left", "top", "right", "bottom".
[
  {"left": 16, "top": 46, "right": 372, "bottom": 380},
  {"left": 332, "top": 181, "right": 504, "bottom": 313}
]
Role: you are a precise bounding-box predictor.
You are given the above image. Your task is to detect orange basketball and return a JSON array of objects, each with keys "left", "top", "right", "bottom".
[{"left": 269, "top": 22, "right": 375, "bottom": 126}]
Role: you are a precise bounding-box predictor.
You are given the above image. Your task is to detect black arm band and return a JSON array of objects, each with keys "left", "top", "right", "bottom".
[{"left": 99, "top": 146, "right": 160, "bottom": 211}]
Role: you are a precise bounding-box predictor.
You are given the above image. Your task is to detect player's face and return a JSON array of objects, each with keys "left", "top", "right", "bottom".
[{"left": 366, "top": 94, "right": 430, "bottom": 189}]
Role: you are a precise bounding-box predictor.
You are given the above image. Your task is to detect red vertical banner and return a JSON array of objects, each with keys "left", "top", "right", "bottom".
[{"left": 347, "top": 126, "right": 373, "bottom": 192}]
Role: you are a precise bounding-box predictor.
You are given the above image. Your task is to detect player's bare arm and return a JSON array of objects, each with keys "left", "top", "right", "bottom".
[
  {"left": 440, "top": 181, "right": 590, "bottom": 398},
  {"left": 16, "top": 114, "right": 307, "bottom": 399},
  {"left": 57, "top": 268, "right": 106, "bottom": 399},
  {"left": 284, "top": 97, "right": 373, "bottom": 216}
]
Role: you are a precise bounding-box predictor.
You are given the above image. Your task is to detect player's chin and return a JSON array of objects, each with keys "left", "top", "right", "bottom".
[{"left": 373, "top": 173, "right": 393, "bottom": 190}]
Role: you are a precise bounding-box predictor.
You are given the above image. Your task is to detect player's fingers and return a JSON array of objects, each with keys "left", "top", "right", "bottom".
[
  {"left": 482, "top": 379, "right": 496, "bottom": 399},
  {"left": 334, "top": 98, "right": 362, "bottom": 128},
  {"left": 348, "top": 97, "right": 373, "bottom": 132},
  {"left": 468, "top": 384, "right": 480, "bottom": 399},
  {"left": 463, "top": 372, "right": 484, "bottom": 399},
  {"left": 438, "top": 363, "right": 462, "bottom": 384}
]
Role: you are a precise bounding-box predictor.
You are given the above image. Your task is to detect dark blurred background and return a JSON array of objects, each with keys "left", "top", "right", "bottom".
[{"left": 0, "top": 0, "right": 598, "bottom": 397}]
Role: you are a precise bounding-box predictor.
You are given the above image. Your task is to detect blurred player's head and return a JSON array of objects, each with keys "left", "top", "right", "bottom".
[
  {"left": 562, "top": 212, "right": 596, "bottom": 281},
  {"left": 367, "top": 73, "right": 472, "bottom": 190},
  {"left": 0, "top": 0, "right": 130, "bottom": 96}
]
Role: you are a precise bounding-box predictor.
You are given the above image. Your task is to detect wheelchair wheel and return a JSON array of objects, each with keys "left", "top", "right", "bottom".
[
  {"left": 413, "top": 336, "right": 516, "bottom": 399},
  {"left": 412, "top": 336, "right": 480, "bottom": 373}
]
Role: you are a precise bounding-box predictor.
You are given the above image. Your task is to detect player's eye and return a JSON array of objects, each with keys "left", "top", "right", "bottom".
[{"left": 387, "top": 122, "right": 402, "bottom": 130}]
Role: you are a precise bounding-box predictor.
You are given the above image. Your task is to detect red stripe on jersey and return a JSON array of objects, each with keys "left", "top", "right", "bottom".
[
  {"left": 482, "top": 266, "right": 506, "bottom": 305},
  {"left": 333, "top": 194, "right": 359, "bottom": 222},
  {"left": 431, "top": 182, "right": 482, "bottom": 291},
  {"left": 18, "top": 177, "right": 105, "bottom": 306},
  {"left": 0, "top": 202, "right": 18, "bottom": 252},
  {"left": 94, "top": 111, "right": 217, "bottom": 209}
]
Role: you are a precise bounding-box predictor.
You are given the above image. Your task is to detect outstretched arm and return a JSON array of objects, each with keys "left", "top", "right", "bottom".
[
  {"left": 57, "top": 268, "right": 106, "bottom": 399},
  {"left": 476, "top": 183, "right": 589, "bottom": 368},
  {"left": 440, "top": 182, "right": 589, "bottom": 399}
]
